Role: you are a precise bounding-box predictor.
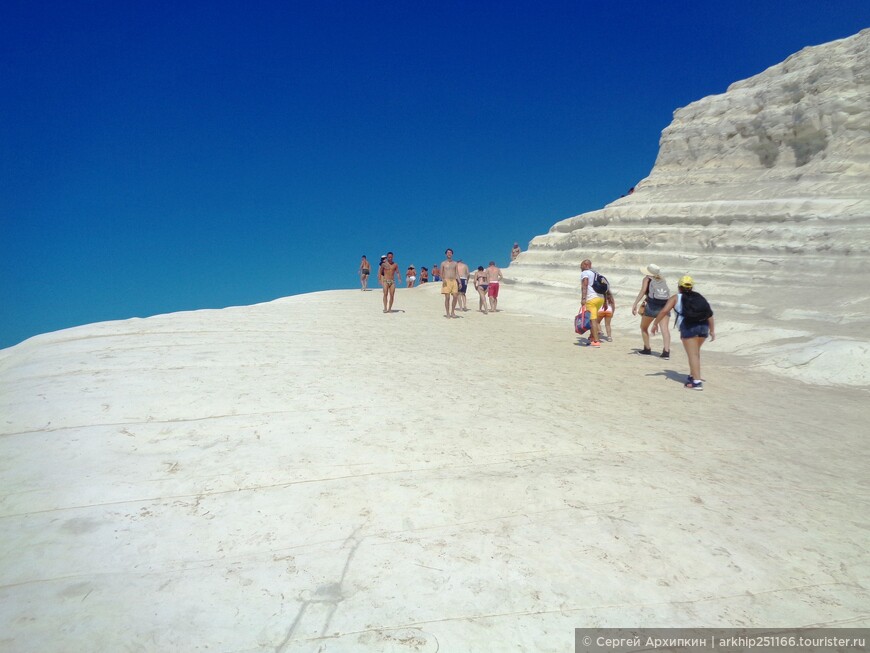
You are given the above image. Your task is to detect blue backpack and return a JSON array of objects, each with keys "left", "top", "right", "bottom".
[{"left": 591, "top": 271, "right": 609, "bottom": 295}]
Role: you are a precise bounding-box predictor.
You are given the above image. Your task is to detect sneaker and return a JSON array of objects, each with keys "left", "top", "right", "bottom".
[
  {"left": 684, "top": 379, "right": 703, "bottom": 390},
  {"left": 590, "top": 340, "right": 601, "bottom": 347},
  {"left": 660, "top": 350, "right": 670, "bottom": 359},
  {"left": 638, "top": 348, "right": 652, "bottom": 355}
]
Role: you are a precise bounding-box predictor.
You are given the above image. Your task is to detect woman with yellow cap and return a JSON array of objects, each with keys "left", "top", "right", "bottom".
[{"left": 651, "top": 275, "right": 715, "bottom": 390}]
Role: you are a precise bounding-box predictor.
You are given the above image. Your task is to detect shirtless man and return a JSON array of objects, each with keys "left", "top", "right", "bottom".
[
  {"left": 440, "top": 248, "right": 460, "bottom": 318},
  {"left": 456, "top": 258, "right": 469, "bottom": 311},
  {"left": 378, "top": 252, "right": 402, "bottom": 313},
  {"left": 486, "top": 261, "right": 503, "bottom": 312},
  {"left": 359, "top": 255, "right": 371, "bottom": 291}
]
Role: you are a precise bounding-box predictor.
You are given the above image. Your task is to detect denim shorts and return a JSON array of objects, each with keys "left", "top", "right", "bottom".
[
  {"left": 644, "top": 298, "right": 667, "bottom": 318},
  {"left": 680, "top": 322, "right": 710, "bottom": 339}
]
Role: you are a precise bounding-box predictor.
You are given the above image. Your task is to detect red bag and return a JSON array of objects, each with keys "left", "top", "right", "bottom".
[{"left": 574, "top": 310, "right": 591, "bottom": 335}]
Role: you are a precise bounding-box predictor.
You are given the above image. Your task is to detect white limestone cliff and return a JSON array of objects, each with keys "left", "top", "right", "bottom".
[{"left": 508, "top": 29, "right": 870, "bottom": 387}]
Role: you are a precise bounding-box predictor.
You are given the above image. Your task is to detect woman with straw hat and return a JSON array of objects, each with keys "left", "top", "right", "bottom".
[{"left": 631, "top": 263, "right": 672, "bottom": 358}]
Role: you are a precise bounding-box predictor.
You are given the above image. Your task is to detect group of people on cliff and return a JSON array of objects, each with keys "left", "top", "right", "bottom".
[
  {"left": 358, "top": 250, "right": 506, "bottom": 317},
  {"left": 579, "top": 259, "right": 715, "bottom": 391}
]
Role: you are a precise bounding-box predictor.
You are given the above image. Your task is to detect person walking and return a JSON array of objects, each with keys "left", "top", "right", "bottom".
[
  {"left": 597, "top": 290, "right": 616, "bottom": 342},
  {"left": 406, "top": 265, "right": 416, "bottom": 288},
  {"left": 651, "top": 275, "right": 715, "bottom": 390},
  {"left": 485, "top": 261, "right": 503, "bottom": 312},
  {"left": 456, "top": 258, "right": 469, "bottom": 311},
  {"left": 439, "top": 248, "right": 460, "bottom": 318},
  {"left": 632, "top": 263, "right": 672, "bottom": 358},
  {"left": 473, "top": 266, "right": 489, "bottom": 313},
  {"left": 579, "top": 259, "right": 605, "bottom": 347},
  {"left": 359, "top": 255, "right": 371, "bottom": 291},
  {"left": 378, "top": 252, "right": 402, "bottom": 313}
]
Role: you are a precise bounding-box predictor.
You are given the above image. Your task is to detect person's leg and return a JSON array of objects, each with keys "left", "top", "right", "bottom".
[
  {"left": 682, "top": 336, "right": 702, "bottom": 381},
  {"left": 451, "top": 292, "right": 458, "bottom": 316},
  {"left": 596, "top": 316, "right": 605, "bottom": 340},
  {"left": 587, "top": 299, "right": 602, "bottom": 344},
  {"left": 588, "top": 304, "right": 598, "bottom": 343},
  {"left": 590, "top": 317, "right": 599, "bottom": 343},
  {"left": 604, "top": 315, "right": 612, "bottom": 339},
  {"left": 383, "top": 285, "right": 388, "bottom": 312},
  {"left": 388, "top": 286, "right": 396, "bottom": 312},
  {"left": 661, "top": 314, "right": 671, "bottom": 354},
  {"left": 640, "top": 315, "right": 653, "bottom": 350},
  {"left": 444, "top": 291, "right": 450, "bottom": 317}
]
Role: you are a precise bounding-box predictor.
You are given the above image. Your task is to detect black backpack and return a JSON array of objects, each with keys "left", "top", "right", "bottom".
[
  {"left": 680, "top": 291, "right": 713, "bottom": 322},
  {"left": 591, "top": 271, "right": 609, "bottom": 295}
]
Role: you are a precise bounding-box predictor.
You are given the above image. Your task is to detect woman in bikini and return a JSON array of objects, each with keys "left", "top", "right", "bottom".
[{"left": 473, "top": 266, "right": 489, "bottom": 313}]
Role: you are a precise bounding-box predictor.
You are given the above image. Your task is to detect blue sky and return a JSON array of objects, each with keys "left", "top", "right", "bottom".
[{"left": 2, "top": 1, "right": 868, "bottom": 348}]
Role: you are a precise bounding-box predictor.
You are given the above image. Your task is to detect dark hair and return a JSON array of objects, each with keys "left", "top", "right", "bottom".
[
  {"left": 387, "top": 251, "right": 393, "bottom": 256},
  {"left": 477, "top": 265, "right": 484, "bottom": 271},
  {"left": 445, "top": 248, "right": 453, "bottom": 255}
]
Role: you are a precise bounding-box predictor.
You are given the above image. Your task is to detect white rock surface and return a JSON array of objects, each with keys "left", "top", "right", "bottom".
[
  {"left": 509, "top": 29, "right": 870, "bottom": 388},
  {"left": 1, "top": 286, "right": 869, "bottom": 652}
]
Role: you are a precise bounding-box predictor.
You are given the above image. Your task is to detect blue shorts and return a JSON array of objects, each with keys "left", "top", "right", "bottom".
[
  {"left": 459, "top": 278, "right": 468, "bottom": 294},
  {"left": 644, "top": 298, "right": 667, "bottom": 318},
  {"left": 680, "top": 322, "right": 710, "bottom": 339}
]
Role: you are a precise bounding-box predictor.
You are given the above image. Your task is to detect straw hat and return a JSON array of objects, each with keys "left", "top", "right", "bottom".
[{"left": 641, "top": 263, "right": 662, "bottom": 278}]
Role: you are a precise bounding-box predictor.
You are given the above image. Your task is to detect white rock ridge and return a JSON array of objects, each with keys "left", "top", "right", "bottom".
[{"left": 509, "top": 28, "right": 870, "bottom": 387}]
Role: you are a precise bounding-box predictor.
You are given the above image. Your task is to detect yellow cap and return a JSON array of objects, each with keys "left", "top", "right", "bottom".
[{"left": 678, "top": 275, "right": 694, "bottom": 288}]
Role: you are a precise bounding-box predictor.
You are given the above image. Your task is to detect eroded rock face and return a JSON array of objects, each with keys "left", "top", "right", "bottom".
[
  {"left": 509, "top": 29, "right": 870, "bottom": 387},
  {"left": 647, "top": 28, "right": 870, "bottom": 200}
]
